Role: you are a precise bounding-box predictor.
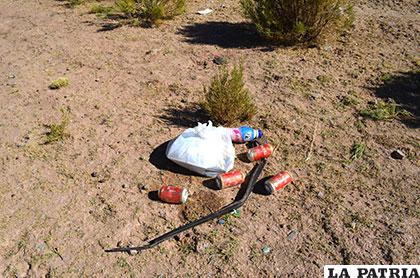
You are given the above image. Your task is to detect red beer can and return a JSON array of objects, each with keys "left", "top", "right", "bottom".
[
  {"left": 264, "top": 171, "right": 293, "bottom": 194},
  {"left": 158, "top": 185, "right": 188, "bottom": 204},
  {"left": 215, "top": 169, "right": 246, "bottom": 190},
  {"left": 247, "top": 144, "right": 274, "bottom": 161}
]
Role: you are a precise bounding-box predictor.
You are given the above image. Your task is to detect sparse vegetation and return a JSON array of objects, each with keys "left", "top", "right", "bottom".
[
  {"left": 241, "top": 0, "right": 354, "bottom": 44},
  {"left": 290, "top": 78, "right": 312, "bottom": 95},
  {"left": 202, "top": 64, "right": 256, "bottom": 125},
  {"left": 116, "top": 257, "right": 130, "bottom": 268},
  {"left": 317, "top": 74, "right": 332, "bottom": 85},
  {"left": 115, "top": 0, "right": 185, "bottom": 26},
  {"left": 344, "top": 213, "right": 373, "bottom": 231},
  {"left": 178, "top": 238, "right": 196, "bottom": 256},
  {"left": 349, "top": 142, "right": 365, "bottom": 161},
  {"left": 339, "top": 91, "right": 360, "bottom": 107},
  {"left": 249, "top": 244, "right": 262, "bottom": 263},
  {"left": 379, "top": 72, "right": 393, "bottom": 83},
  {"left": 360, "top": 100, "right": 411, "bottom": 120},
  {"left": 44, "top": 108, "right": 70, "bottom": 144},
  {"left": 5, "top": 230, "right": 29, "bottom": 258},
  {"left": 49, "top": 77, "right": 69, "bottom": 90},
  {"left": 90, "top": 4, "right": 114, "bottom": 17},
  {"left": 3, "top": 0, "right": 419, "bottom": 276},
  {"left": 67, "top": 0, "right": 85, "bottom": 7},
  {"left": 220, "top": 236, "right": 240, "bottom": 261}
]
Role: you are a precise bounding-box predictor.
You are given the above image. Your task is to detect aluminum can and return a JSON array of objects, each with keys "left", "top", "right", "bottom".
[
  {"left": 264, "top": 171, "right": 293, "bottom": 194},
  {"left": 158, "top": 185, "right": 188, "bottom": 204},
  {"left": 247, "top": 143, "right": 273, "bottom": 161},
  {"left": 215, "top": 169, "right": 246, "bottom": 189}
]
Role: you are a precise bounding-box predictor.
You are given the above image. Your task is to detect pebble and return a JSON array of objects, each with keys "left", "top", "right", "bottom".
[
  {"left": 127, "top": 243, "right": 139, "bottom": 255},
  {"left": 15, "top": 261, "right": 30, "bottom": 277},
  {"left": 138, "top": 183, "right": 150, "bottom": 191},
  {"left": 287, "top": 230, "right": 298, "bottom": 240},
  {"left": 145, "top": 48, "right": 160, "bottom": 55},
  {"left": 36, "top": 242, "right": 46, "bottom": 252},
  {"left": 91, "top": 172, "right": 98, "bottom": 177},
  {"left": 391, "top": 150, "right": 405, "bottom": 160},
  {"left": 317, "top": 191, "right": 325, "bottom": 199},
  {"left": 310, "top": 92, "right": 322, "bottom": 99},
  {"left": 158, "top": 210, "right": 167, "bottom": 220},
  {"left": 262, "top": 246, "right": 271, "bottom": 254},
  {"left": 213, "top": 56, "right": 228, "bottom": 65}
]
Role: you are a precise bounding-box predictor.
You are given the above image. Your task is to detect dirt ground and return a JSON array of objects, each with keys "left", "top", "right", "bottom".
[{"left": 0, "top": 0, "right": 419, "bottom": 277}]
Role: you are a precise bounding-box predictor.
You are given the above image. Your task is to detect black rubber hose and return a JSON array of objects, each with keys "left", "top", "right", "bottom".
[{"left": 105, "top": 158, "right": 267, "bottom": 253}]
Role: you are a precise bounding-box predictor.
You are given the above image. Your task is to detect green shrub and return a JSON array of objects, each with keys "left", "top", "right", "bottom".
[
  {"left": 360, "top": 100, "right": 411, "bottom": 120},
  {"left": 115, "top": 0, "right": 185, "bottom": 26},
  {"left": 202, "top": 65, "right": 257, "bottom": 125},
  {"left": 44, "top": 109, "right": 70, "bottom": 144},
  {"left": 115, "top": 0, "right": 137, "bottom": 16},
  {"left": 67, "top": 0, "right": 85, "bottom": 7},
  {"left": 90, "top": 4, "right": 114, "bottom": 16},
  {"left": 349, "top": 142, "right": 365, "bottom": 161},
  {"left": 49, "top": 77, "right": 69, "bottom": 90},
  {"left": 241, "top": 0, "right": 354, "bottom": 44}
]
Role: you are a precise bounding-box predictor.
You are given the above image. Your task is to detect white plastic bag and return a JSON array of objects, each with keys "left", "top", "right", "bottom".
[{"left": 166, "top": 121, "right": 235, "bottom": 177}]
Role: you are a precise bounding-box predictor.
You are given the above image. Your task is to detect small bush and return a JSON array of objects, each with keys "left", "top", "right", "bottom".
[
  {"left": 360, "top": 100, "right": 411, "bottom": 120},
  {"left": 90, "top": 4, "right": 114, "bottom": 16},
  {"left": 44, "top": 109, "right": 70, "bottom": 144},
  {"left": 349, "top": 142, "right": 365, "bottom": 161},
  {"left": 67, "top": 0, "right": 85, "bottom": 7},
  {"left": 115, "top": 0, "right": 137, "bottom": 15},
  {"left": 241, "top": 0, "right": 354, "bottom": 44},
  {"left": 115, "top": 0, "right": 185, "bottom": 26},
  {"left": 202, "top": 65, "right": 257, "bottom": 125},
  {"left": 339, "top": 91, "right": 360, "bottom": 107},
  {"left": 49, "top": 77, "right": 69, "bottom": 90}
]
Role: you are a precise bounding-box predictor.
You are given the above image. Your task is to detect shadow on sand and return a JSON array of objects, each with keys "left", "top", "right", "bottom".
[
  {"left": 149, "top": 140, "right": 204, "bottom": 176},
  {"left": 370, "top": 71, "right": 419, "bottom": 128},
  {"left": 178, "top": 21, "right": 275, "bottom": 50},
  {"left": 158, "top": 105, "right": 210, "bottom": 128}
]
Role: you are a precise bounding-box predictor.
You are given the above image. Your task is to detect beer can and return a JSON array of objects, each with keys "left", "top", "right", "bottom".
[
  {"left": 215, "top": 169, "right": 246, "bottom": 189},
  {"left": 158, "top": 185, "right": 188, "bottom": 204},
  {"left": 247, "top": 143, "right": 274, "bottom": 161},
  {"left": 264, "top": 171, "right": 293, "bottom": 194}
]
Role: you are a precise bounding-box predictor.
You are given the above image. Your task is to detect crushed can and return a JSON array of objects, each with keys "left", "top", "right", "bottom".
[
  {"left": 229, "top": 126, "right": 263, "bottom": 143},
  {"left": 215, "top": 169, "right": 246, "bottom": 189},
  {"left": 264, "top": 171, "right": 293, "bottom": 194},
  {"left": 247, "top": 143, "right": 274, "bottom": 161},
  {"left": 158, "top": 185, "right": 188, "bottom": 204}
]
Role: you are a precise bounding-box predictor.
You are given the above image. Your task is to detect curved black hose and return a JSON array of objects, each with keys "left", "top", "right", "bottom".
[{"left": 105, "top": 159, "right": 267, "bottom": 253}]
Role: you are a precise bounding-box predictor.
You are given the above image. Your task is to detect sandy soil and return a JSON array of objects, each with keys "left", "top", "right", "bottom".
[{"left": 0, "top": 0, "right": 419, "bottom": 277}]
